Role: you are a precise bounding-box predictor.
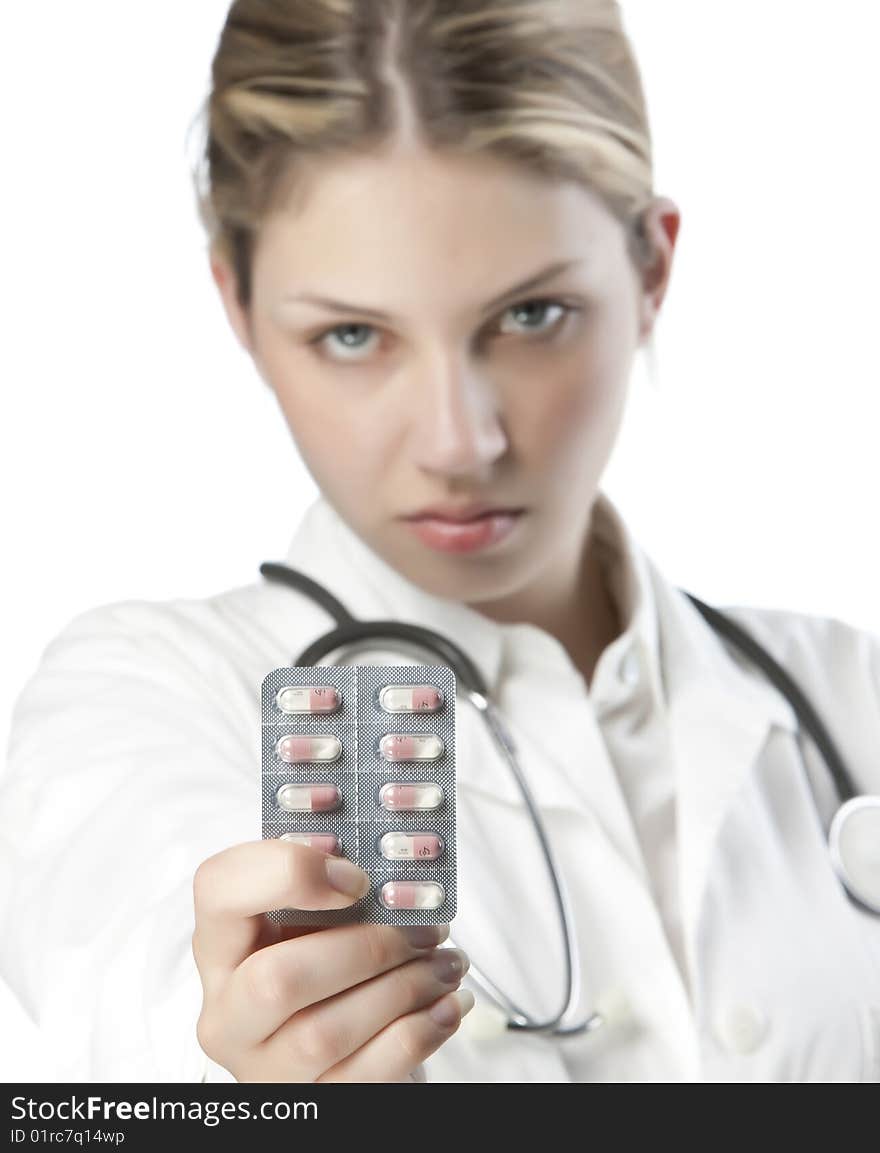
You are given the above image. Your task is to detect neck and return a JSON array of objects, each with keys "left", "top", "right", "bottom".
[
  {"left": 469, "top": 510, "right": 623, "bottom": 688},
  {"left": 571, "top": 532, "right": 622, "bottom": 686}
]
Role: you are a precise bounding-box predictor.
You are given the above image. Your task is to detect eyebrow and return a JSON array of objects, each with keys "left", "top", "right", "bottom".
[{"left": 280, "top": 258, "right": 585, "bottom": 320}]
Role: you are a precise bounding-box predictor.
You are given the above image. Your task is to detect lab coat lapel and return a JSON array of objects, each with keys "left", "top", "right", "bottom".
[{"left": 650, "top": 566, "right": 800, "bottom": 994}]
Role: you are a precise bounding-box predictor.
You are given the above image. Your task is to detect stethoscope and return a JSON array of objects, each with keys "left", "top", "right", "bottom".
[{"left": 259, "top": 560, "right": 880, "bottom": 1040}]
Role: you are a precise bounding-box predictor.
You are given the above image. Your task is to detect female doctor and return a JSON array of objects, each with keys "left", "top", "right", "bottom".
[{"left": 3, "top": 0, "right": 880, "bottom": 1084}]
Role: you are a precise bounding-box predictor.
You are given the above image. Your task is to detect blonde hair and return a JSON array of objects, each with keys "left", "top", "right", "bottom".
[{"left": 188, "top": 0, "right": 660, "bottom": 370}]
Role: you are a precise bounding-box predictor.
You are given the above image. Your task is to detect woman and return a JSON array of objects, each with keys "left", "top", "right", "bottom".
[{"left": 2, "top": 0, "right": 879, "bottom": 1084}]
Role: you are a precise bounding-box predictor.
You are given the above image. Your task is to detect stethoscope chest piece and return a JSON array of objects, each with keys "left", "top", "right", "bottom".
[{"left": 828, "top": 795, "right": 880, "bottom": 914}]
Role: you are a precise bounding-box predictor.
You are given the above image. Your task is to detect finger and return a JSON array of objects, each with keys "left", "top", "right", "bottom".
[
  {"left": 192, "top": 839, "right": 370, "bottom": 987},
  {"left": 257, "top": 946, "right": 469, "bottom": 1077},
  {"left": 220, "top": 921, "right": 452, "bottom": 1049},
  {"left": 316, "top": 989, "right": 476, "bottom": 1083}
]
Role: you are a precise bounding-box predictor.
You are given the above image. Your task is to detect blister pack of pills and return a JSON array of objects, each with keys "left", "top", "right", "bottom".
[{"left": 261, "top": 664, "right": 457, "bottom": 927}]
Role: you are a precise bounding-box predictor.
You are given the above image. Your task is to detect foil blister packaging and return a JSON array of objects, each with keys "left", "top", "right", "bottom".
[{"left": 261, "top": 664, "right": 457, "bottom": 926}]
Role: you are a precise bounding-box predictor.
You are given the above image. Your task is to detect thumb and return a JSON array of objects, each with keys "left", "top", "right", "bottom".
[{"left": 320, "top": 853, "right": 372, "bottom": 905}]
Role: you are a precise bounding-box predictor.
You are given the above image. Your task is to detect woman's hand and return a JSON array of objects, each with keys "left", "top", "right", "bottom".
[{"left": 192, "top": 839, "right": 472, "bottom": 1082}]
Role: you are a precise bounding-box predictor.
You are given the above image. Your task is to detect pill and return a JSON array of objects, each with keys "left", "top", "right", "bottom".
[
  {"left": 279, "top": 832, "right": 342, "bottom": 854},
  {"left": 379, "top": 832, "right": 444, "bottom": 860},
  {"left": 378, "top": 684, "right": 444, "bottom": 713},
  {"left": 275, "top": 783, "right": 342, "bottom": 812},
  {"left": 380, "top": 880, "right": 446, "bottom": 910},
  {"left": 275, "top": 734, "right": 343, "bottom": 763},
  {"left": 378, "top": 782, "right": 445, "bottom": 811},
  {"left": 275, "top": 685, "right": 341, "bottom": 715},
  {"left": 378, "top": 733, "right": 444, "bottom": 762}
]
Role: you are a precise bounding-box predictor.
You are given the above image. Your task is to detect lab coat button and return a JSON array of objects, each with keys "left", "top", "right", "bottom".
[
  {"left": 619, "top": 648, "right": 641, "bottom": 686},
  {"left": 714, "top": 1003, "right": 769, "bottom": 1054}
]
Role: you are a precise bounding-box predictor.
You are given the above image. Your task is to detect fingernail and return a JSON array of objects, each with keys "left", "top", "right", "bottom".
[
  {"left": 400, "top": 923, "right": 450, "bottom": 950},
  {"left": 325, "top": 856, "right": 370, "bottom": 898},
  {"left": 429, "top": 988, "right": 475, "bottom": 1028},
  {"left": 430, "top": 948, "right": 469, "bottom": 984}
]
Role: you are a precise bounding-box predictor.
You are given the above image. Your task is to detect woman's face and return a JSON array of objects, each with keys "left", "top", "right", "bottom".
[{"left": 213, "top": 146, "right": 678, "bottom": 612}]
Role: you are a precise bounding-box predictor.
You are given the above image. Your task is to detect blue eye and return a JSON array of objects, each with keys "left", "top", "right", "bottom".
[
  {"left": 497, "top": 299, "right": 571, "bottom": 336},
  {"left": 309, "top": 297, "right": 578, "bottom": 363},
  {"left": 312, "top": 323, "right": 378, "bottom": 360}
]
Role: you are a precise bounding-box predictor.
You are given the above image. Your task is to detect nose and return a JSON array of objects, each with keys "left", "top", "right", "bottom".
[{"left": 411, "top": 353, "right": 508, "bottom": 478}]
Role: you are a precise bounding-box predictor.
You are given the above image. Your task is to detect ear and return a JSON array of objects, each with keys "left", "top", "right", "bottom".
[
  {"left": 636, "top": 196, "right": 681, "bottom": 344},
  {"left": 209, "top": 248, "right": 255, "bottom": 356}
]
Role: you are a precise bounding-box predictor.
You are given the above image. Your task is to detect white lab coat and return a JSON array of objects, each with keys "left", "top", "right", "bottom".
[{"left": 1, "top": 491, "right": 879, "bottom": 1083}]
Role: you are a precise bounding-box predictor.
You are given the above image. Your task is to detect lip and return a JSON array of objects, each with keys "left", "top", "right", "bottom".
[
  {"left": 402, "top": 509, "right": 525, "bottom": 553},
  {"left": 403, "top": 502, "right": 525, "bottom": 523}
]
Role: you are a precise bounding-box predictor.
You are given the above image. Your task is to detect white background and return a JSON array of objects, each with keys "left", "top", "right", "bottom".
[{"left": 1, "top": 0, "right": 878, "bottom": 1080}]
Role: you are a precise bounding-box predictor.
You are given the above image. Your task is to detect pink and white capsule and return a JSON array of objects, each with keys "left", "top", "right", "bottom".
[
  {"left": 378, "top": 733, "right": 444, "bottom": 762},
  {"left": 275, "top": 685, "right": 341, "bottom": 715},
  {"left": 275, "top": 783, "right": 342, "bottom": 812},
  {"left": 378, "top": 684, "right": 444, "bottom": 713},
  {"left": 380, "top": 880, "right": 445, "bottom": 910},
  {"left": 275, "top": 734, "right": 342, "bottom": 763},
  {"left": 378, "top": 782, "right": 445, "bottom": 811},
  {"left": 379, "top": 832, "right": 444, "bottom": 860}
]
